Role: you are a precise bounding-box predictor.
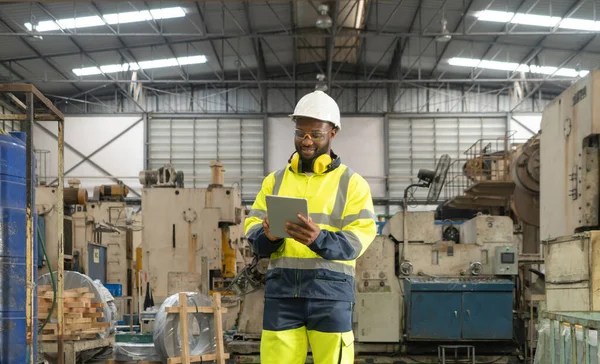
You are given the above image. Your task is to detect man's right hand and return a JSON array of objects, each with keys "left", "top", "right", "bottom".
[{"left": 263, "top": 217, "right": 282, "bottom": 241}]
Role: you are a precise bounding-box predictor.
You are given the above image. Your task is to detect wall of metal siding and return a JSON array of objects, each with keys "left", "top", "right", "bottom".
[
  {"left": 388, "top": 115, "right": 507, "bottom": 201},
  {"left": 267, "top": 88, "right": 296, "bottom": 113},
  {"left": 355, "top": 87, "right": 388, "bottom": 113},
  {"left": 391, "top": 88, "right": 549, "bottom": 113},
  {"left": 147, "top": 115, "right": 264, "bottom": 198},
  {"left": 59, "top": 86, "right": 551, "bottom": 114}
]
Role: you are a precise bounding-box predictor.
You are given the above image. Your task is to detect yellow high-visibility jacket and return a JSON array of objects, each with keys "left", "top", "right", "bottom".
[{"left": 244, "top": 159, "right": 377, "bottom": 302}]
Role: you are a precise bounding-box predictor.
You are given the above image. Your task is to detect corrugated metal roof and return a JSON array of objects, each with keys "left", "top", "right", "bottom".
[{"left": 0, "top": 0, "right": 594, "bottom": 99}]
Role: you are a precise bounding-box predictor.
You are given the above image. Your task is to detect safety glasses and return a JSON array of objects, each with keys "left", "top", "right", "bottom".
[{"left": 294, "top": 128, "right": 332, "bottom": 141}]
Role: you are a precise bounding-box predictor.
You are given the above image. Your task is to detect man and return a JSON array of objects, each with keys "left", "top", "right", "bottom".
[{"left": 244, "top": 90, "right": 377, "bottom": 364}]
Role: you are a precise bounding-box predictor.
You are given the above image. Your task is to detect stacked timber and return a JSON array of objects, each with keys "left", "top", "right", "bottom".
[{"left": 38, "top": 285, "right": 110, "bottom": 341}]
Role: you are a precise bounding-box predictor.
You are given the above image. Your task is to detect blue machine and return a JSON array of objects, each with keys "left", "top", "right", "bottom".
[
  {"left": 87, "top": 243, "right": 107, "bottom": 283},
  {"left": 0, "top": 131, "right": 38, "bottom": 364},
  {"left": 404, "top": 278, "right": 513, "bottom": 341}
]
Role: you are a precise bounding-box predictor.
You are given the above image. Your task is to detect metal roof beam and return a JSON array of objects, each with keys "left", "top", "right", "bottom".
[
  {"left": 0, "top": 11, "right": 82, "bottom": 93},
  {"left": 326, "top": 0, "right": 341, "bottom": 92},
  {"left": 389, "top": 2, "right": 421, "bottom": 79},
  {"left": 356, "top": 0, "right": 374, "bottom": 68},
  {"left": 36, "top": 3, "right": 145, "bottom": 111},
  {"left": 134, "top": 1, "right": 189, "bottom": 81},
  {"left": 243, "top": 0, "right": 268, "bottom": 111},
  {"left": 463, "top": 0, "right": 586, "bottom": 97},
  {"left": 291, "top": 0, "right": 296, "bottom": 88},
  {"left": 387, "top": 1, "right": 421, "bottom": 111},
  {"left": 2, "top": 32, "right": 600, "bottom": 65},
  {"left": 87, "top": 2, "right": 155, "bottom": 86},
  {"left": 0, "top": 61, "right": 27, "bottom": 81},
  {"left": 506, "top": 0, "right": 588, "bottom": 81},
  {"left": 194, "top": 2, "right": 224, "bottom": 81},
  {"left": 460, "top": 0, "right": 536, "bottom": 91},
  {"left": 266, "top": 1, "right": 289, "bottom": 33},
  {"left": 429, "top": 0, "right": 476, "bottom": 76},
  {"left": 0, "top": 28, "right": 599, "bottom": 38},
  {"left": 10, "top": 77, "right": 580, "bottom": 85},
  {"left": 511, "top": 35, "right": 596, "bottom": 111}
]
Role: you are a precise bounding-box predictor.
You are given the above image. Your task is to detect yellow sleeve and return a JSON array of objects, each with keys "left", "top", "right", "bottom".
[
  {"left": 341, "top": 173, "right": 377, "bottom": 259},
  {"left": 308, "top": 171, "right": 377, "bottom": 261},
  {"left": 244, "top": 172, "right": 285, "bottom": 257},
  {"left": 244, "top": 173, "right": 274, "bottom": 235}
]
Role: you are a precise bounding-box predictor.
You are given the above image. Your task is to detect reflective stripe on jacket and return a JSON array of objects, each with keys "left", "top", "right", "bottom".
[{"left": 244, "top": 161, "right": 377, "bottom": 302}]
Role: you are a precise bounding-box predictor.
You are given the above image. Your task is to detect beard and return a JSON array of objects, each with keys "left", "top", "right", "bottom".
[{"left": 295, "top": 139, "right": 331, "bottom": 171}]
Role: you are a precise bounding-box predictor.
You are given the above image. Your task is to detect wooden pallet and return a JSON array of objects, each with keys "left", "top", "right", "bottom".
[
  {"left": 105, "top": 361, "right": 161, "bottom": 364},
  {"left": 38, "top": 285, "right": 109, "bottom": 341}
]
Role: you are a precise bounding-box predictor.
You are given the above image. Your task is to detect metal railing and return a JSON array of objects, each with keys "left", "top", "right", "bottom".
[
  {"left": 537, "top": 311, "right": 600, "bottom": 364},
  {"left": 444, "top": 132, "right": 530, "bottom": 202}
]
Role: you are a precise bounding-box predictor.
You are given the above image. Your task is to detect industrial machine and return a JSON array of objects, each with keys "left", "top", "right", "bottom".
[
  {"left": 441, "top": 130, "right": 544, "bottom": 359},
  {"left": 139, "top": 162, "right": 246, "bottom": 306},
  {"left": 230, "top": 155, "right": 521, "bottom": 361},
  {"left": 539, "top": 70, "right": 600, "bottom": 312},
  {"left": 36, "top": 179, "right": 138, "bottom": 317}
]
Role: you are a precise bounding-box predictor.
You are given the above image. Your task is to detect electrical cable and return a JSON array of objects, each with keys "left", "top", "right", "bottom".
[{"left": 38, "top": 220, "right": 57, "bottom": 333}]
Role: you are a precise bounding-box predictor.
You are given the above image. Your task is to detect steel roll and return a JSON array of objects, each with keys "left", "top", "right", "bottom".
[{"left": 153, "top": 292, "right": 216, "bottom": 360}]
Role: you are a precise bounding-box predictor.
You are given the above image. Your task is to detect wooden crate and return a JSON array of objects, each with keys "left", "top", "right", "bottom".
[{"left": 38, "top": 286, "right": 109, "bottom": 341}]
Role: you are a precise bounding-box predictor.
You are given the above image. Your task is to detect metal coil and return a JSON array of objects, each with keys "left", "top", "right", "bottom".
[{"left": 153, "top": 292, "right": 216, "bottom": 360}]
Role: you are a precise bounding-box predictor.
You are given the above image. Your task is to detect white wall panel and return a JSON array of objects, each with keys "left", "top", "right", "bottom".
[
  {"left": 268, "top": 117, "right": 386, "bottom": 198},
  {"left": 510, "top": 114, "right": 542, "bottom": 140},
  {"left": 33, "top": 115, "right": 144, "bottom": 196}
]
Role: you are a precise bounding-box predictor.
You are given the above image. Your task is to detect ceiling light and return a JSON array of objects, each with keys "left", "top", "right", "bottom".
[
  {"left": 448, "top": 57, "right": 588, "bottom": 77},
  {"left": 436, "top": 18, "right": 452, "bottom": 43},
  {"left": 28, "top": 22, "right": 43, "bottom": 41},
  {"left": 316, "top": 4, "right": 333, "bottom": 29},
  {"left": 474, "top": 10, "right": 600, "bottom": 31},
  {"left": 315, "top": 73, "right": 328, "bottom": 92},
  {"left": 73, "top": 55, "right": 207, "bottom": 77},
  {"left": 26, "top": 14, "right": 43, "bottom": 41},
  {"left": 25, "top": 6, "right": 185, "bottom": 32}
]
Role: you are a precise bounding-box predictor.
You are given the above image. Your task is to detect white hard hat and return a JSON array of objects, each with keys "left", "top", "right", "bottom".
[{"left": 289, "top": 90, "right": 341, "bottom": 130}]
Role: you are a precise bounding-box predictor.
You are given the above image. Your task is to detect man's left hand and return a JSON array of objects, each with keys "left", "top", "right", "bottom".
[{"left": 286, "top": 214, "right": 321, "bottom": 246}]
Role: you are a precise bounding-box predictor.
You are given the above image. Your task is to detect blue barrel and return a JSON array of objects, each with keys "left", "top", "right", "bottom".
[{"left": 0, "top": 131, "right": 37, "bottom": 364}]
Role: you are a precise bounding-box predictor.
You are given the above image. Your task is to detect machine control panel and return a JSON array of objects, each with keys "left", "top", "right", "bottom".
[{"left": 493, "top": 246, "right": 518, "bottom": 275}]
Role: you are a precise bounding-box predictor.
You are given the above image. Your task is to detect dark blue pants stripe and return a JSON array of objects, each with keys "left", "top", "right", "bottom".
[{"left": 263, "top": 297, "right": 353, "bottom": 333}]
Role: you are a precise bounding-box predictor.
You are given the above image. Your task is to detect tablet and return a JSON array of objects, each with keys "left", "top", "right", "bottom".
[{"left": 265, "top": 195, "right": 309, "bottom": 239}]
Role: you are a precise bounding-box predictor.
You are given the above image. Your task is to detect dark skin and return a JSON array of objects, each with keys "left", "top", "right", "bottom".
[{"left": 263, "top": 117, "right": 338, "bottom": 246}]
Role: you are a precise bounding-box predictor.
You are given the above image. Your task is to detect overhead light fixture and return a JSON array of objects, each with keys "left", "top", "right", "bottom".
[
  {"left": 315, "top": 73, "right": 328, "bottom": 92},
  {"left": 28, "top": 22, "right": 43, "bottom": 41},
  {"left": 474, "top": 10, "right": 600, "bottom": 31},
  {"left": 436, "top": 17, "right": 452, "bottom": 42},
  {"left": 27, "top": 13, "right": 43, "bottom": 41},
  {"left": 73, "top": 55, "right": 207, "bottom": 77},
  {"left": 448, "top": 57, "right": 589, "bottom": 78},
  {"left": 25, "top": 6, "right": 186, "bottom": 32},
  {"left": 316, "top": 4, "right": 333, "bottom": 29}
]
